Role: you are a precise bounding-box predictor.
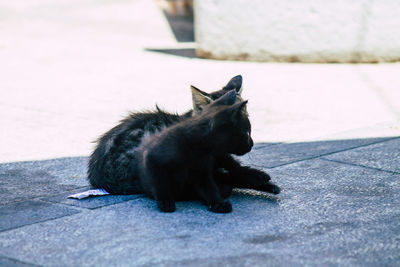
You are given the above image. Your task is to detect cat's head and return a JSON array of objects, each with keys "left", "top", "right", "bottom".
[
  {"left": 201, "top": 90, "right": 253, "bottom": 156},
  {"left": 191, "top": 75, "right": 244, "bottom": 115}
]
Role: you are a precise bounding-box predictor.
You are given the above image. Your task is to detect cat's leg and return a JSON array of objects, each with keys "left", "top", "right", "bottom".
[
  {"left": 216, "top": 155, "right": 281, "bottom": 194},
  {"left": 218, "top": 183, "right": 233, "bottom": 199},
  {"left": 214, "top": 169, "right": 233, "bottom": 198},
  {"left": 155, "top": 189, "right": 176, "bottom": 212},
  {"left": 195, "top": 172, "right": 232, "bottom": 213},
  {"left": 151, "top": 172, "right": 176, "bottom": 212}
]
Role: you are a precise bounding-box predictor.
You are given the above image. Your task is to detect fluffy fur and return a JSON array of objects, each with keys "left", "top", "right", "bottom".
[
  {"left": 137, "top": 90, "right": 252, "bottom": 212},
  {"left": 87, "top": 75, "right": 280, "bottom": 197}
]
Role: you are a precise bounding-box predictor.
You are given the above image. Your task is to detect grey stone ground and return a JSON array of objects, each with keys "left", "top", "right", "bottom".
[
  {"left": 1, "top": 0, "right": 400, "bottom": 266},
  {"left": 1, "top": 138, "right": 400, "bottom": 266}
]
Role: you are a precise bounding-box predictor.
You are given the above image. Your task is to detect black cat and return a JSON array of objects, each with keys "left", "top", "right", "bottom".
[
  {"left": 138, "top": 90, "right": 253, "bottom": 213},
  {"left": 88, "top": 75, "right": 280, "bottom": 196}
]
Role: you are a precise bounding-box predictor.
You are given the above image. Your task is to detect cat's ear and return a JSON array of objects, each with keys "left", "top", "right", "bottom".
[
  {"left": 213, "top": 100, "right": 248, "bottom": 127},
  {"left": 223, "top": 75, "right": 243, "bottom": 95},
  {"left": 226, "top": 100, "right": 248, "bottom": 122},
  {"left": 192, "top": 118, "right": 214, "bottom": 137},
  {"left": 211, "top": 90, "right": 237, "bottom": 107},
  {"left": 191, "top": 85, "right": 212, "bottom": 115}
]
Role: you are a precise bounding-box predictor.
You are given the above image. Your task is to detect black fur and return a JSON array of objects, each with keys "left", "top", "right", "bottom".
[
  {"left": 137, "top": 91, "right": 253, "bottom": 212},
  {"left": 87, "top": 75, "right": 280, "bottom": 196},
  {"left": 88, "top": 107, "right": 188, "bottom": 194}
]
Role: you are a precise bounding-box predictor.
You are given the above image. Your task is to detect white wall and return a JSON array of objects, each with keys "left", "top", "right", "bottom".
[{"left": 194, "top": 0, "right": 400, "bottom": 62}]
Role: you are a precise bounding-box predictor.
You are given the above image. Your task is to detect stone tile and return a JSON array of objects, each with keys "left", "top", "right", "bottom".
[
  {"left": 0, "top": 256, "right": 37, "bottom": 267},
  {"left": 239, "top": 137, "right": 393, "bottom": 168},
  {"left": 42, "top": 190, "right": 144, "bottom": 210},
  {"left": 145, "top": 253, "right": 289, "bottom": 267},
  {"left": 0, "top": 200, "right": 80, "bottom": 232},
  {"left": 323, "top": 137, "right": 400, "bottom": 173},
  {"left": 0, "top": 157, "right": 89, "bottom": 205},
  {"left": 0, "top": 159, "right": 398, "bottom": 266}
]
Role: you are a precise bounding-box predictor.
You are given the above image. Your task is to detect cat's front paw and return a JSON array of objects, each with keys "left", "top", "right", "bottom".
[
  {"left": 256, "top": 182, "right": 281, "bottom": 195},
  {"left": 269, "top": 184, "right": 281, "bottom": 194},
  {"left": 208, "top": 201, "right": 232, "bottom": 213},
  {"left": 256, "top": 171, "right": 271, "bottom": 183},
  {"left": 157, "top": 200, "right": 176, "bottom": 212}
]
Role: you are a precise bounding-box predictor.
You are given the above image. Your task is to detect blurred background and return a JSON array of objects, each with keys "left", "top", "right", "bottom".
[{"left": 0, "top": 0, "right": 399, "bottom": 163}]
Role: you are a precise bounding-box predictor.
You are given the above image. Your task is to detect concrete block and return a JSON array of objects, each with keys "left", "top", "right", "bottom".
[
  {"left": 0, "top": 157, "right": 89, "bottom": 205},
  {"left": 239, "top": 137, "right": 392, "bottom": 168},
  {"left": 194, "top": 0, "right": 400, "bottom": 62},
  {"left": 363, "top": 1, "right": 400, "bottom": 62},
  {"left": 0, "top": 200, "right": 80, "bottom": 232},
  {"left": 323, "top": 137, "right": 400, "bottom": 173},
  {"left": 1, "top": 159, "right": 399, "bottom": 266}
]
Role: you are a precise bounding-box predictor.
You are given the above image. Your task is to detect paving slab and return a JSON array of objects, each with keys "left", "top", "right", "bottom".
[
  {"left": 1, "top": 159, "right": 399, "bottom": 266},
  {"left": 145, "top": 252, "right": 290, "bottom": 267},
  {"left": 0, "top": 157, "right": 89, "bottom": 205},
  {"left": 323, "top": 137, "right": 400, "bottom": 174},
  {"left": 0, "top": 256, "right": 37, "bottom": 267},
  {"left": 0, "top": 200, "right": 80, "bottom": 232},
  {"left": 239, "top": 137, "right": 394, "bottom": 168}
]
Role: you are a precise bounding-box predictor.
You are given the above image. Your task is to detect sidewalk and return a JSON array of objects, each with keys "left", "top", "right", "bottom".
[{"left": 1, "top": 0, "right": 400, "bottom": 265}]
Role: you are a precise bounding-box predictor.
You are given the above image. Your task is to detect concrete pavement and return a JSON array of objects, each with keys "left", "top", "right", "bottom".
[
  {"left": 1, "top": 137, "right": 400, "bottom": 266},
  {"left": 1, "top": 0, "right": 400, "bottom": 265}
]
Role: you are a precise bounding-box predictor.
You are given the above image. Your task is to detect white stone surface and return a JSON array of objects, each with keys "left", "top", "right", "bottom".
[
  {"left": 0, "top": 0, "right": 399, "bottom": 163},
  {"left": 194, "top": 0, "right": 400, "bottom": 62}
]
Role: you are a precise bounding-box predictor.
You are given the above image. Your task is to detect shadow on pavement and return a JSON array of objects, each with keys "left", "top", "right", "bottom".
[
  {"left": 145, "top": 3, "right": 196, "bottom": 59},
  {"left": 145, "top": 47, "right": 196, "bottom": 58},
  {"left": 161, "top": 9, "right": 194, "bottom": 43}
]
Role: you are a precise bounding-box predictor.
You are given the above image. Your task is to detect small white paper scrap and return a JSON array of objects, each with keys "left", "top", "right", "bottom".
[{"left": 67, "top": 189, "right": 110, "bottom": 199}]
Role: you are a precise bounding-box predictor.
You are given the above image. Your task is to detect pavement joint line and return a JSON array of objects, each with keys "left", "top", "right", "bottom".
[
  {"left": 0, "top": 254, "right": 41, "bottom": 267},
  {"left": 1, "top": 197, "right": 150, "bottom": 234},
  {"left": 38, "top": 185, "right": 91, "bottom": 198},
  {"left": 38, "top": 198, "right": 90, "bottom": 212},
  {"left": 0, "top": 157, "right": 89, "bottom": 166},
  {"left": 0, "top": 209, "right": 82, "bottom": 234},
  {"left": 38, "top": 192, "right": 147, "bottom": 210},
  {"left": 84, "top": 195, "right": 148, "bottom": 210},
  {"left": 265, "top": 136, "right": 400, "bottom": 169},
  {"left": 252, "top": 142, "right": 282, "bottom": 149},
  {"left": 55, "top": 194, "right": 147, "bottom": 211},
  {"left": 320, "top": 158, "right": 400, "bottom": 175},
  {"left": 0, "top": 185, "right": 91, "bottom": 206},
  {"left": 90, "top": 194, "right": 147, "bottom": 210}
]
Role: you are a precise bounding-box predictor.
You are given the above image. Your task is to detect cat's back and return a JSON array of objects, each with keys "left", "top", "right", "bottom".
[
  {"left": 139, "top": 115, "right": 213, "bottom": 171},
  {"left": 87, "top": 108, "right": 189, "bottom": 193},
  {"left": 138, "top": 125, "right": 184, "bottom": 167},
  {"left": 96, "top": 108, "right": 186, "bottom": 152}
]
